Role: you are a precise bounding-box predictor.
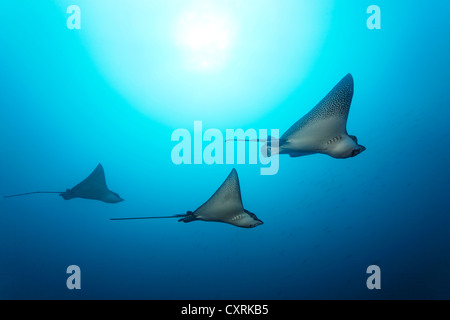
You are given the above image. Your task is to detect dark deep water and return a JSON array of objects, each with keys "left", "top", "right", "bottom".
[{"left": 0, "top": 1, "right": 449, "bottom": 299}]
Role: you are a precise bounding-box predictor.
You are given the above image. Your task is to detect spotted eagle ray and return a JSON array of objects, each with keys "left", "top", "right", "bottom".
[
  {"left": 111, "top": 168, "right": 262, "bottom": 228},
  {"left": 3, "top": 163, "right": 124, "bottom": 204},
  {"left": 264, "top": 73, "right": 366, "bottom": 158},
  {"left": 228, "top": 74, "right": 366, "bottom": 159}
]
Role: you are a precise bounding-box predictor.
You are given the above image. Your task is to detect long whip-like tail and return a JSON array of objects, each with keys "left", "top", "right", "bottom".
[
  {"left": 110, "top": 214, "right": 187, "bottom": 221},
  {"left": 3, "top": 191, "right": 64, "bottom": 199},
  {"left": 225, "top": 136, "right": 279, "bottom": 143},
  {"left": 225, "top": 136, "right": 279, "bottom": 158},
  {"left": 225, "top": 138, "right": 267, "bottom": 142}
]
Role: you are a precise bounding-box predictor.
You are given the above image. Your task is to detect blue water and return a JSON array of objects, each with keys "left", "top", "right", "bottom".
[{"left": 1, "top": 1, "right": 449, "bottom": 299}]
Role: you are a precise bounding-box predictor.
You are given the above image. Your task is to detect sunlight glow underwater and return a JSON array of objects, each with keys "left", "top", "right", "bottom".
[
  {"left": 175, "top": 8, "right": 236, "bottom": 71},
  {"left": 83, "top": 0, "right": 333, "bottom": 125}
]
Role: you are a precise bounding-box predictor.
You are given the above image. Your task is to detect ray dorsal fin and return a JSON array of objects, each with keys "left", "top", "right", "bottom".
[
  {"left": 282, "top": 74, "right": 354, "bottom": 140},
  {"left": 72, "top": 163, "right": 107, "bottom": 190},
  {"left": 309, "top": 73, "right": 354, "bottom": 122},
  {"left": 65, "top": 163, "right": 111, "bottom": 200},
  {"left": 194, "top": 169, "right": 244, "bottom": 218}
]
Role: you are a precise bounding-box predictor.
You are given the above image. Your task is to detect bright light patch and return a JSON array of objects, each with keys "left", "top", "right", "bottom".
[
  {"left": 175, "top": 9, "right": 236, "bottom": 71},
  {"left": 80, "top": 0, "right": 334, "bottom": 126}
]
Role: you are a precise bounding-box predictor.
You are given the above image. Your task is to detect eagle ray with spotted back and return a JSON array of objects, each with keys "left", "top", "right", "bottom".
[
  {"left": 4, "top": 163, "right": 124, "bottom": 204},
  {"left": 262, "top": 74, "right": 366, "bottom": 159},
  {"left": 111, "top": 169, "right": 263, "bottom": 228}
]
